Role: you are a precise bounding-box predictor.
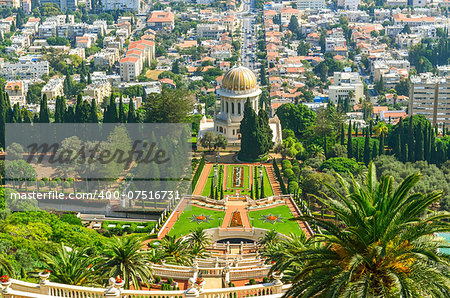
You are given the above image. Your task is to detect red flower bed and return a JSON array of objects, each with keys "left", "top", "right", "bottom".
[
  {"left": 0, "top": 275, "right": 9, "bottom": 283},
  {"left": 230, "top": 210, "right": 243, "bottom": 227}
]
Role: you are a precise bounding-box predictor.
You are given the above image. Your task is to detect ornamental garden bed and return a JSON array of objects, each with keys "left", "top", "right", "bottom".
[
  {"left": 248, "top": 205, "right": 304, "bottom": 236},
  {"left": 168, "top": 206, "right": 224, "bottom": 236}
]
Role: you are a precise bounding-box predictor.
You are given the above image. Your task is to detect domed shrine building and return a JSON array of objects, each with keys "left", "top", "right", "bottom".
[{"left": 199, "top": 66, "right": 282, "bottom": 144}]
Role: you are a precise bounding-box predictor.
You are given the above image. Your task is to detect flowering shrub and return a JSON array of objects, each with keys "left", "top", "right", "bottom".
[
  {"left": 115, "top": 276, "right": 123, "bottom": 283},
  {"left": 195, "top": 278, "right": 203, "bottom": 285},
  {"left": 42, "top": 269, "right": 51, "bottom": 274},
  {"left": 0, "top": 275, "right": 9, "bottom": 283}
]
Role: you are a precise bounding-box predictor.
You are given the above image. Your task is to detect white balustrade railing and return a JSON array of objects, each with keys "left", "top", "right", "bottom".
[{"left": 1, "top": 276, "right": 286, "bottom": 298}]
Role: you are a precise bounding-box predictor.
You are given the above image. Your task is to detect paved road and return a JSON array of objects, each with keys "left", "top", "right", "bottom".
[{"left": 238, "top": 0, "right": 258, "bottom": 71}]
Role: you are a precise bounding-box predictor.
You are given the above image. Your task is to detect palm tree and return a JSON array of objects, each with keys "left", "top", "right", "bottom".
[
  {"left": 286, "top": 162, "right": 450, "bottom": 297},
  {"left": 262, "top": 233, "right": 310, "bottom": 281},
  {"left": 159, "top": 235, "right": 192, "bottom": 266},
  {"left": 373, "top": 122, "right": 388, "bottom": 137},
  {"left": 185, "top": 227, "right": 211, "bottom": 249},
  {"left": 0, "top": 255, "right": 14, "bottom": 277},
  {"left": 258, "top": 229, "right": 280, "bottom": 246},
  {"left": 100, "top": 235, "right": 152, "bottom": 290},
  {"left": 41, "top": 243, "right": 102, "bottom": 286}
]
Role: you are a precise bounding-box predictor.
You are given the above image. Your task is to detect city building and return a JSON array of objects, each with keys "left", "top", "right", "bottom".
[
  {"left": 41, "top": 78, "right": 64, "bottom": 99},
  {"left": 84, "top": 79, "right": 112, "bottom": 103},
  {"left": 147, "top": 11, "right": 174, "bottom": 31},
  {"left": 22, "top": 0, "right": 31, "bottom": 13},
  {"left": 0, "top": 61, "right": 49, "bottom": 80},
  {"left": 119, "top": 56, "right": 141, "bottom": 82},
  {"left": 5, "top": 80, "right": 26, "bottom": 105},
  {"left": 93, "top": 48, "right": 119, "bottom": 67},
  {"left": 328, "top": 72, "right": 364, "bottom": 105},
  {"left": 296, "top": 0, "right": 325, "bottom": 10},
  {"left": 102, "top": 0, "right": 140, "bottom": 11},
  {"left": 197, "top": 23, "right": 226, "bottom": 39},
  {"left": 0, "top": 0, "right": 20, "bottom": 8},
  {"left": 337, "top": 0, "right": 360, "bottom": 10},
  {"left": 409, "top": 73, "right": 450, "bottom": 127}
]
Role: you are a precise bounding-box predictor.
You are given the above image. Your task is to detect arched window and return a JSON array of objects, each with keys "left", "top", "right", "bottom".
[
  {"left": 238, "top": 102, "right": 241, "bottom": 114},
  {"left": 233, "top": 129, "right": 235, "bottom": 135},
  {"left": 219, "top": 127, "right": 223, "bottom": 133},
  {"left": 231, "top": 102, "right": 235, "bottom": 114},
  {"left": 226, "top": 102, "right": 229, "bottom": 113}
]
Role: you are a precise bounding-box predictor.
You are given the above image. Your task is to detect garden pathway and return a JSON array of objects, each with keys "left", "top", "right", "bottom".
[
  {"left": 264, "top": 165, "right": 282, "bottom": 196},
  {"left": 193, "top": 163, "right": 213, "bottom": 195},
  {"left": 284, "top": 197, "right": 313, "bottom": 238},
  {"left": 221, "top": 201, "right": 251, "bottom": 229}
]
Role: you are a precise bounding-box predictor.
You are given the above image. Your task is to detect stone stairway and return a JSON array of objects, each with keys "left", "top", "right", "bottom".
[{"left": 264, "top": 165, "right": 283, "bottom": 195}]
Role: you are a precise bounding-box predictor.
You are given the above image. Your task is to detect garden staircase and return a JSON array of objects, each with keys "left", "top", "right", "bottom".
[{"left": 265, "top": 166, "right": 283, "bottom": 195}]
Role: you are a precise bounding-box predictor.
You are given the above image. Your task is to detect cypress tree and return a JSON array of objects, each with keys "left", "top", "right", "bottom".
[
  {"left": 127, "top": 99, "right": 137, "bottom": 123},
  {"left": 347, "top": 121, "right": 353, "bottom": 158},
  {"left": 398, "top": 118, "right": 407, "bottom": 161},
  {"left": 355, "top": 140, "right": 359, "bottom": 162},
  {"left": 215, "top": 188, "right": 218, "bottom": 200},
  {"left": 210, "top": 179, "right": 214, "bottom": 199},
  {"left": 408, "top": 118, "right": 414, "bottom": 162},
  {"left": 74, "top": 94, "right": 83, "bottom": 123},
  {"left": 65, "top": 106, "right": 75, "bottom": 123},
  {"left": 355, "top": 126, "right": 358, "bottom": 138},
  {"left": 12, "top": 103, "right": 22, "bottom": 123},
  {"left": 0, "top": 92, "right": 6, "bottom": 148},
  {"left": 104, "top": 94, "right": 118, "bottom": 123},
  {"left": 260, "top": 176, "right": 265, "bottom": 199},
  {"left": 372, "top": 141, "right": 378, "bottom": 160},
  {"left": 415, "top": 122, "right": 424, "bottom": 161},
  {"left": 443, "top": 123, "right": 446, "bottom": 137},
  {"left": 90, "top": 99, "right": 99, "bottom": 123},
  {"left": 87, "top": 72, "right": 92, "bottom": 84},
  {"left": 39, "top": 94, "right": 50, "bottom": 123},
  {"left": 255, "top": 178, "right": 259, "bottom": 200},
  {"left": 340, "top": 123, "right": 345, "bottom": 145},
  {"left": 23, "top": 110, "right": 31, "bottom": 123},
  {"left": 379, "top": 131, "right": 384, "bottom": 155},
  {"left": 55, "top": 96, "right": 62, "bottom": 123},
  {"left": 118, "top": 95, "right": 125, "bottom": 123},
  {"left": 250, "top": 183, "right": 254, "bottom": 200},
  {"left": 363, "top": 128, "right": 370, "bottom": 165},
  {"left": 4, "top": 93, "right": 13, "bottom": 123},
  {"left": 396, "top": 133, "right": 401, "bottom": 159},
  {"left": 424, "top": 122, "right": 429, "bottom": 161},
  {"left": 324, "top": 137, "right": 328, "bottom": 159}
]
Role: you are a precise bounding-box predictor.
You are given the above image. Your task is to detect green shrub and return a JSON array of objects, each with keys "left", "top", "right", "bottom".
[
  {"left": 320, "top": 157, "right": 362, "bottom": 174},
  {"left": 263, "top": 277, "right": 269, "bottom": 283},
  {"left": 38, "top": 180, "right": 45, "bottom": 187},
  {"left": 167, "top": 278, "right": 174, "bottom": 285},
  {"left": 281, "top": 159, "right": 292, "bottom": 170},
  {"left": 155, "top": 276, "right": 161, "bottom": 283},
  {"left": 249, "top": 278, "right": 256, "bottom": 285}
]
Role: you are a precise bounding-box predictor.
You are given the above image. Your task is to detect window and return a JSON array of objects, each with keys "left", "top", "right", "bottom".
[
  {"left": 231, "top": 102, "right": 235, "bottom": 114},
  {"left": 226, "top": 102, "right": 229, "bottom": 113},
  {"left": 238, "top": 102, "right": 241, "bottom": 114}
]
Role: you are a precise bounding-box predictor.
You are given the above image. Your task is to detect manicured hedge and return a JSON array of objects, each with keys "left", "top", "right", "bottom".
[
  {"left": 191, "top": 157, "right": 205, "bottom": 193},
  {"left": 272, "top": 159, "right": 287, "bottom": 194}
]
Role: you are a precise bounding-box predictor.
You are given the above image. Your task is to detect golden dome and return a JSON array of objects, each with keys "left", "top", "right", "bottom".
[{"left": 221, "top": 66, "right": 258, "bottom": 94}]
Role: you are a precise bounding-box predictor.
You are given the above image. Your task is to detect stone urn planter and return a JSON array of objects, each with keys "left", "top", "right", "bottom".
[
  {"left": 114, "top": 277, "right": 125, "bottom": 289},
  {"left": 1, "top": 275, "right": 11, "bottom": 293},
  {"left": 39, "top": 270, "right": 51, "bottom": 284}
]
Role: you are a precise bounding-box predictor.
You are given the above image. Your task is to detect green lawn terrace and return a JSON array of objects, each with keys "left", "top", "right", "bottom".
[
  {"left": 163, "top": 196, "right": 311, "bottom": 239},
  {"left": 200, "top": 164, "right": 274, "bottom": 199}
]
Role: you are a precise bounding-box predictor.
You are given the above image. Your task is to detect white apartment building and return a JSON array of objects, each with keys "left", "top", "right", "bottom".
[
  {"left": 102, "top": 0, "right": 140, "bottom": 11},
  {"left": 197, "top": 24, "right": 226, "bottom": 39},
  {"left": 328, "top": 72, "right": 364, "bottom": 105},
  {"left": 94, "top": 48, "right": 119, "bottom": 67},
  {"left": 120, "top": 56, "right": 140, "bottom": 82},
  {"left": 84, "top": 79, "right": 112, "bottom": 103},
  {"left": 0, "top": 61, "right": 49, "bottom": 80},
  {"left": 338, "top": 0, "right": 360, "bottom": 10},
  {"left": 41, "top": 78, "right": 64, "bottom": 99},
  {"left": 409, "top": 73, "right": 450, "bottom": 127},
  {"left": 297, "top": 0, "right": 326, "bottom": 10},
  {"left": 325, "top": 37, "right": 346, "bottom": 52}
]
